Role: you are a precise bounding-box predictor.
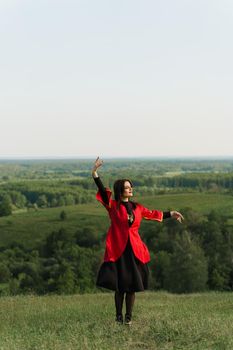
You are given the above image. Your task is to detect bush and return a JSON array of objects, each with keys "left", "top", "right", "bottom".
[
  {"left": 0, "top": 263, "right": 11, "bottom": 283},
  {"left": 60, "top": 210, "right": 67, "bottom": 221},
  {"left": 0, "top": 195, "right": 12, "bottom": 216}
]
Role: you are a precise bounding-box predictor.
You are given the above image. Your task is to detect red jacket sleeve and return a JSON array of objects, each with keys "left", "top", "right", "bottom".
[{"left": 140, "top": 204, "right": 163, "bottom": 222}]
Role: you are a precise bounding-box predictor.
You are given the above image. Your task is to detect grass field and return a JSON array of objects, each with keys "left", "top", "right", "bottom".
[
  {"left": 1, "top": 291, "right": 233, "bottom": 349},
  {"left": 0, "top": 192, "right": 233, "bottom": 249}
]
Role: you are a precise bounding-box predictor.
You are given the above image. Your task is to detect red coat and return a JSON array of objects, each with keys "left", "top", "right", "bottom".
[{"left": 96, "top": 188, "right": 163, "bottom": 264}]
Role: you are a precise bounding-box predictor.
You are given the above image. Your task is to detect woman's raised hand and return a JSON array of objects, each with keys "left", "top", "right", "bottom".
[
  {"left": 170, "top": 211, "right": 184, "bottom": 223},
  {"left": 92, "top": 156, "right": 104, "bottom": 173},
  {"left": 92, "top": 157, "right": 103, "bottom": 178}
]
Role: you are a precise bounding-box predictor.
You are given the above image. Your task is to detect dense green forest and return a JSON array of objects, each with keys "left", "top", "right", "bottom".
[{"left": 0, "top": 158, "right": 233, "bottom": 296}]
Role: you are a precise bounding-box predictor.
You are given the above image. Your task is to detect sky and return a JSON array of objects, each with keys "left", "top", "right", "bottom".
[{"left": 0, "top": 0, "right": 233, "bottom": 159}]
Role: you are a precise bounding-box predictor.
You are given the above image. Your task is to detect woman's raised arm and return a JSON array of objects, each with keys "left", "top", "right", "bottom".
[{"left": 92, "top": 157, "right": 110, "bottom": 206}]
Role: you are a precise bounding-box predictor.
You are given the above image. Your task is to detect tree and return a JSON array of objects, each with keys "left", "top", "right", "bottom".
[
  {"left": 76, "top": 227, "right": 100, "bottom": 248},
  {"left": 10, "top": 191, "right": 27, "bottom": 208},
  {"left": 202, "top": 213, "right": 233, "bottom": 290},
  {"left": 42, "top": 228, "right": 74, "bottom": 257},
  {"left": 150, "top": 250, "right": 171, "bottom": 290},
  {"left": 37, "top": 195, "right": 47, "bottom": 208},
  {"left": 64, "top": 194, "right": 75, "bottom": 205},
  {"left": 164, "top": 231, "right": 208, "bottom": 293},
  {"left": 0, "top": 195, "right": 12, "bottom": 216},
  {"left": 60, "top": 210, "right": 67, "bottom": 221},
  {"left": 56, "top": 263, "right": 75, "bottom": 294},
  {"left": 0, "top": 263, "right": 11, "bottom": 283}
]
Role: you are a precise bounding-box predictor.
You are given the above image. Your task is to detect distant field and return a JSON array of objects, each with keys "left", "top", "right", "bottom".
[
  {"left": 138, "top": 192, "right": 233, "bottom": 215},
  {"left": 0, "top": 192, "right": 232, "bottom": 248},
  {"left": 0, "top": 204, "right": 109, "bottom": 249},
  {"left": 1, "top": 291, "right": 233, "bottom": 349}
]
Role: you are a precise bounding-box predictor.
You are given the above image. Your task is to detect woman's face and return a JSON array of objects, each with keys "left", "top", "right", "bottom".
[{"left": 121, "top": 181, "right": 133, "bottom": 199}]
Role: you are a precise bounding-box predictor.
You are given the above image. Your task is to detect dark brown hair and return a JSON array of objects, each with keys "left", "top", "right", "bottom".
[{"left": 113, "top": 179, "right": 137, "bottom": 209}]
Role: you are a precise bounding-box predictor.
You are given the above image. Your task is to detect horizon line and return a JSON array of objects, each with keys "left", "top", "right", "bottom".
[{"left": 0, "top": 155, "right": 233, "bottom": 161}]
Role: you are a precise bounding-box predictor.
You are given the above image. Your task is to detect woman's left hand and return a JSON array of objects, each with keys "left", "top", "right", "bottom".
[{"left": 170, "top": 211, "right": 184, "bottom": 223}]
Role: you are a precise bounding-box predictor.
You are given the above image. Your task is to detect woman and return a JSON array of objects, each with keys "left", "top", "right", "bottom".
[{"left": 92, "top": 157, "right": 184, "bottom": 325}]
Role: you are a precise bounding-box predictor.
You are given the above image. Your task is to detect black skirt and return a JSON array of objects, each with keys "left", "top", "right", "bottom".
[{"left": 96, "top": 237, "right": 149, "bottom": 292}]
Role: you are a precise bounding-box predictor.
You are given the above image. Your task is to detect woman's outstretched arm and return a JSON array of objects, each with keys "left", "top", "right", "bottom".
[
  {"left": 141, "top": 205, "right": 184, "bottom": 223},
  {"left": 162, "top": 211, "right": 184, "bottom": 221}
]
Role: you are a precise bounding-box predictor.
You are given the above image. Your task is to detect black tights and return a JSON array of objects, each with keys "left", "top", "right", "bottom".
[{"left": 114, "top": 291, "right": 135, "bottom": 317}]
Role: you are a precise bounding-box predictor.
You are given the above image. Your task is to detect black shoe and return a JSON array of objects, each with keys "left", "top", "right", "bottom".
[
  {"left": 124, "top": 314, "right": 132, "bottom": 326},
  {"left": 115, "top": 314, "right": 123, "bottom": 324}
]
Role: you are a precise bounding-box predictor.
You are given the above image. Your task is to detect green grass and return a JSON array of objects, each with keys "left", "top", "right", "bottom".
[
  {"left": 138, "top": 192, "right": 233, "bottom": 216},
  {"left": 0, "top": 192, "right": 233, "bottom": 249},
  {"left": 1, "top": 291, "right": 233, "bottom": 349}
]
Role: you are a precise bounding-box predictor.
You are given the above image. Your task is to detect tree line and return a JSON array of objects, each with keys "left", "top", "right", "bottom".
[
  {"left": 153, "top": 173, "right": 233, "bottom": 191},
  {"left": 0, "top": 172, "right": 233, "bottom": 216},
  {"left": 0, "top": 180, "right": 96, "bottom": 216}
]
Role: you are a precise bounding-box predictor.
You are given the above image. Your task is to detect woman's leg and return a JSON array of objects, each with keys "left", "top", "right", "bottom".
[
  {"left": 114, "top": 291, "right": 125, "bottom": 320},
  {"left": 125, "top": 292, "right": 135, "bottom": 321}
]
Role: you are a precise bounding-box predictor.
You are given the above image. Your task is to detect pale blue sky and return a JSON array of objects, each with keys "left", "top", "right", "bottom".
[{"left": 0, "top": 0, "right": 232, "bottom": 158}]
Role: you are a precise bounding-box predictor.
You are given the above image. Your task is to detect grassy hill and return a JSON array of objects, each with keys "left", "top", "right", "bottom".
[
  {"left": 1, "top": 291, "right": 233, "bottom": 349},
  {"left": 0, "top": 192, "right": 233, "bottom": 249}
]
